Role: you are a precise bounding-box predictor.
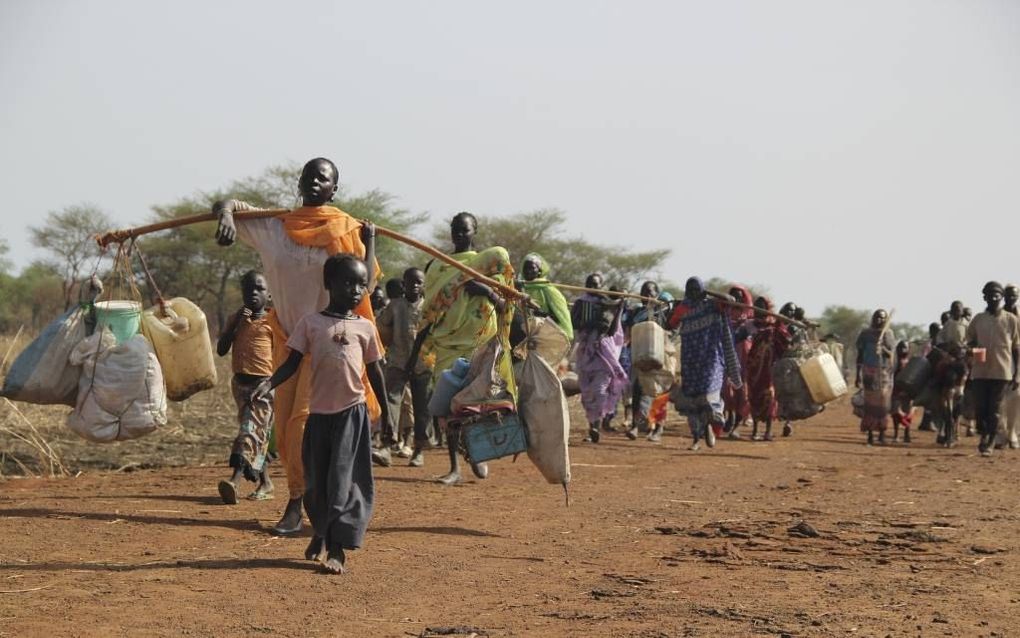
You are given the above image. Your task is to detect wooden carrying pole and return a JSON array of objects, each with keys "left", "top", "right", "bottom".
[
  {"left": 95, "top": 209, "right": 530, "bottom": 303},
  {"left": 551, "top": 282, "right": 666, "bottom": 305},
  {"left": 704, "top": 290, "right": 809, "bottom": 329}
]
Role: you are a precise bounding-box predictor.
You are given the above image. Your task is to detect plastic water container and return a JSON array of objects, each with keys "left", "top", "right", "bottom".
[
  {"left": 94, "top": 301, "right": 142, "bottom": 344},
  {"left": 428, "top": 357, "right": 471, "bottom": 418},
  {"left": 631, "top": 321, "right": 666, "bottom": 372},
  {"left": 774, "top": 358, "right": 823, "bottom": 421},
  {"left": 894, "top": 356, "right": 931, "bottom": 399},
  {"left": 140, "top": 298, "right": 217, "bottom": 401},
  {"left": 799, "top": 353, "right": 848, "bottom": 404}
]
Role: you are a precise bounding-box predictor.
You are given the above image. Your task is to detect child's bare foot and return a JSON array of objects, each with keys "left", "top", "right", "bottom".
[
  {"left": 322, "top": 547, "right": 346, "bottom": 574},
  {"left": 305, "top": 536, "right": 324, "bottom": 561},
  {"left": 271, "top": 497, "right": 304, "bottom": 535},
  {"left": 249, "top": 471, "right": 275, "bottom": 500},
  {"left": 218, "top": 480, "right": 238, "bottom": 505},
  {"left": 437, "top": 471, "right": 462, "bottom": 486}
]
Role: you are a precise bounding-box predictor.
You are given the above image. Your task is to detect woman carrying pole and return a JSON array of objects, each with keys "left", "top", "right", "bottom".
[
  {"left": 406, "top": 212, "right": 516, "bottom": 485},
  {"left": 212, "top": 157, "right": 384, "bottom": 535}
]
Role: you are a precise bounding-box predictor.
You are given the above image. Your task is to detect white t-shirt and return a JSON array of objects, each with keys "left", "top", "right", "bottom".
[{"left": 236, "top": 217, "right": 330, "bottom": 335}]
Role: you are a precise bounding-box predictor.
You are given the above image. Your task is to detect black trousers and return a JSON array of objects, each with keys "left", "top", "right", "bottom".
[
  {"left": 302, "top": 404, "right": 374, "bottom": 550},
  {"left": 969, "top": 379, "right": 1009, "bottom": 437}
]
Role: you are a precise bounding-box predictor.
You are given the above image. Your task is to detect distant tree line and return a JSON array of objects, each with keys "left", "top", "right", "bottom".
[{"left": 0, "top": 164, "right": 925, "bottom": 350}]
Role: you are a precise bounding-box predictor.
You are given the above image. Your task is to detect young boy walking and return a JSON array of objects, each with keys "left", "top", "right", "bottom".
[
  {"left": 376, "top": 267, "right": 431, "bottom": 467},
  {"left": 216, "top": 270, "right": 275, "bottom": 504},
  {"left": 254, "top": 248, "right": 389, "bottom": 574}
]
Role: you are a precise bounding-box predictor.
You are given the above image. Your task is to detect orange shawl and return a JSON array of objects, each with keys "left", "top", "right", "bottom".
[
  {"left": 279, "top": 205, "right": 384, "bottom": 420},
  {"left": 281, "top": 206, "right": 381, "bottom": 320}
]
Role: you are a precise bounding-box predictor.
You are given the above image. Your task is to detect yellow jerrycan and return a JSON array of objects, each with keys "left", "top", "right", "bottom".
[{"left": 141, "top": 298, "right": 218, "bottom": 401}]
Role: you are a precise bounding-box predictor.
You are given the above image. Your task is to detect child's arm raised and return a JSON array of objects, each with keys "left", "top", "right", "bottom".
[
  {"left": 216, "top": 308, "right": 247, "bottom": 357},
  {"left": 252, "top": 349, "right": 303, "bottom": 402}
]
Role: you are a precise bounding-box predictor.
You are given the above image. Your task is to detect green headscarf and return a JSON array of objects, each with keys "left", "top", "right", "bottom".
[{"left": 520, "top": 253, "right": 573, "bottom": 340}]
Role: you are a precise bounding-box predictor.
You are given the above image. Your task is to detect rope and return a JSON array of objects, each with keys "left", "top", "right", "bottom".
[{"left": 131, "top": 241, "right": 167, "bottom": 313}]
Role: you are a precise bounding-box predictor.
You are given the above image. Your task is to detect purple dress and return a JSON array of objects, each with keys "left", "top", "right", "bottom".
[{"left": 575, "top": 301, "right": 629, "bottom": 424}]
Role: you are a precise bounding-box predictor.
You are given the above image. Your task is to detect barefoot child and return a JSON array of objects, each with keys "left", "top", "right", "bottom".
[
  {"left": 254, "top": 252, "right": 389, "bottom": 574},
  {"left": 216, "top": 270, "right": 275, "bottom": 504}
]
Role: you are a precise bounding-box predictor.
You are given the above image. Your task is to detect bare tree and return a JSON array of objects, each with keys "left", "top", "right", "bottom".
[{"left": 29, "top": 204, "right": 112, "bottom": 309}]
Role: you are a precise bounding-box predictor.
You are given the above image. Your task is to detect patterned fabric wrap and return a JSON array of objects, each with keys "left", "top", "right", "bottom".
[
  {"left": 678, "top": 300, "right": 742, "bottom": 398},
  {"left": 747, "top": 317, "right": 791, "bottom": 421},
  {"left": 420, "top": 248, "right": 517, "bottom": 401},
  {"left": 859, "top": 364, "right": 892, "bottom": 432}
]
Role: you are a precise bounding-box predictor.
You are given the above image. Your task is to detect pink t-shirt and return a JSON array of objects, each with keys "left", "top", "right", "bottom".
[{"left": 286, "top": 312, "right": 382, "bottom": 415}]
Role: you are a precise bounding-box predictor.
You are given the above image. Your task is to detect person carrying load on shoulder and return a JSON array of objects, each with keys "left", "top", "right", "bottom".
[
  {"left": 518, "top": 252, "right": 573, "bottom": 341},
  {"left": 722, "top": 285, "right": 755, "bottom": 438},
  {"left": 213, "top": 157, "right": 386, "bottom": 536},
  {"left": 742, "top": 296, "right": 791, "bottom": 442},
  {"left": 624, "top": 280, "right": 673, "bottom": 441},
  {"left": 666, "top": 277, "right": 743, "bottom": 452},
  {"left": 572, "top": 273, "right": 628, "bottom": 444},
  {"left": 405, "top": 212, "right": 516, "bottom": 486}
]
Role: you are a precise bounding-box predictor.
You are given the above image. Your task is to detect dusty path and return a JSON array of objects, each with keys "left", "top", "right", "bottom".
[{"left": 1, "top": 400, "right": 1017, "bottom": 637}]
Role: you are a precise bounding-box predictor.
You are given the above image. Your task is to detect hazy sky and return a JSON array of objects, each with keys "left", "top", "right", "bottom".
[{"left": 2, "top": 0, "right": 1017, "bottom": 324}]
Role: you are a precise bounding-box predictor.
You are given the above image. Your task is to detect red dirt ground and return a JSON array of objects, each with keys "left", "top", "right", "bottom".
[{"left": 1, "top": 399, "right": 1017, "bottom": 637}]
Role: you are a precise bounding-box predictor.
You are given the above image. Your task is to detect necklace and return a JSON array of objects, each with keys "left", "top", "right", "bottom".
[{"left": 321, "top": 310, "right": 354, "bottom": 346}]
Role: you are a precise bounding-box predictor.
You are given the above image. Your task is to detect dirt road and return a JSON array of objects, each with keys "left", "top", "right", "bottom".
[{"left": 1, "top": 399, "right": 1017, "bottom": 637}]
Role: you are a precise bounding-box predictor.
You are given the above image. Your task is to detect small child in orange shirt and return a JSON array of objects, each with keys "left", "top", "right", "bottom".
[{"left": 216, "top": 270, "right": 276, "bottom": 504}]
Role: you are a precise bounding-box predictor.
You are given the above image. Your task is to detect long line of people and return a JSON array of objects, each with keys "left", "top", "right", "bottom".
[{"left": 206, "top": 159, "right": 1018, "bottom": 574}]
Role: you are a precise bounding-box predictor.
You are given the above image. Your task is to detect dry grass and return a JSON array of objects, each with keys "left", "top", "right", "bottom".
[{"left": 0, "top": 331, "right": 239, "bottom": 479}]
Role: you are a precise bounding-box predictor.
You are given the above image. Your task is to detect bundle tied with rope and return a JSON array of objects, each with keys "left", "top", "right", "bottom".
[{"left": 67, "top": 242, "right": 168, "bottom": 442}]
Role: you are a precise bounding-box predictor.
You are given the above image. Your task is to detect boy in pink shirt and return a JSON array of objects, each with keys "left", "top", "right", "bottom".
[{"left": 254, "top": 249, "right": 388, "bottom": 574}]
